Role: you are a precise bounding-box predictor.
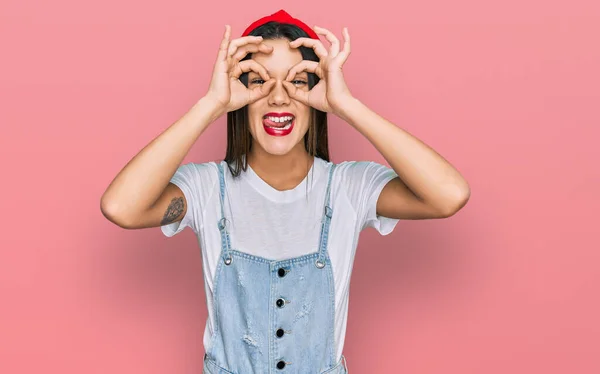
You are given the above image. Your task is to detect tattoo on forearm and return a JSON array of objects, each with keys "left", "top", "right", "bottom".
[{"left": 161, "top": 197, "right": 185, "bottom": 225}]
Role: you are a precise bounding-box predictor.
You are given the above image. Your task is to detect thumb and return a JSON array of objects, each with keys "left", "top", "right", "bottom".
[
  {"left": 282, "top": 81, "right": 308, "bottom": 105},
  {"left": 249, "top": 79, "right": 276, "bottom": 103},
  {"left": 261, "top": 78, "right": 276, "bottom": 95}
]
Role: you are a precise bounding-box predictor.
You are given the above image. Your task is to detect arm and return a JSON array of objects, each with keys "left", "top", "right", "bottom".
[
  {"left": 100, "top": 97, "right": 222, "bottom": 229},
  {"left": 337, "top": 97, "right": 471, "bottom": 219},
  {"left": 100, "top": 26, "right": 275, "bottom": 230},
  {"left": 284, "top": 26, "right": 470, "bottom": 220}
]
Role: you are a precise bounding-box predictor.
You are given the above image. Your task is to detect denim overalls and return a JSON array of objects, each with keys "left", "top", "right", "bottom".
[{"left": 202, "top": 161, "right": 349, "bottom": 374}]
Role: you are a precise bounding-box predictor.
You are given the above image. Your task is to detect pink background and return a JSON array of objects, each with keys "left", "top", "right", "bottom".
[{"left": 1, "top": 0, "right": 599, "bottom": 373}]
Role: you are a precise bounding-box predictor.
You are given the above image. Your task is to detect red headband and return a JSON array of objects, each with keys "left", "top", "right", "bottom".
[{"left": 241, "top": 9, "right": 319, "bottom": 40}]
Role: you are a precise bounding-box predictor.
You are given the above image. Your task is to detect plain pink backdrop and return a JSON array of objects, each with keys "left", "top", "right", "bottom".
[{"left": 1, "top": 0, "right": 599, "bottom": 373}]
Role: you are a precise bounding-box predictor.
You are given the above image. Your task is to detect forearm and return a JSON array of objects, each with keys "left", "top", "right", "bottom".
[
  {"left": 338, "top": 97, "right": 470, "bottom": 212},
  {"left": 100, "top": 96, "right": 222, "bottom": 220}
]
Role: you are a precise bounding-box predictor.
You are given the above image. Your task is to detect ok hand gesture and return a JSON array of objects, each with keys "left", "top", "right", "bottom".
[
  {"left": 282, "top": 26, "right": 354, "bottom": 116},
  {"left": 206, "top": 25, "right": 276, "bottom": 115}
]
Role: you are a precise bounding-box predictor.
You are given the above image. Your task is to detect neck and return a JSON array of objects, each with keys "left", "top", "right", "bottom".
[{"left": 246, "top": 145, "right": 314, "bottom": 190}]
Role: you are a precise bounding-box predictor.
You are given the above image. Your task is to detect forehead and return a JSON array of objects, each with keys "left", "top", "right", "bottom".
[{"left": 250, "top": 38, "right": 304, "bottom": 75}]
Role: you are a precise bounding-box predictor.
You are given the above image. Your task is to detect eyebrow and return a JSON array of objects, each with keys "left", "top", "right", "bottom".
[
  {"left": 249, "top": 70, "right": 307, "bottom": 77},
  {"left": 263, "top": 70, "right": 308, "bottom": 76}
]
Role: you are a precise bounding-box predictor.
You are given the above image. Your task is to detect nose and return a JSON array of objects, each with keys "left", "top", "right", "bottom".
[{"left": 268, "top": 80, "right": 290, "bottom": 106}]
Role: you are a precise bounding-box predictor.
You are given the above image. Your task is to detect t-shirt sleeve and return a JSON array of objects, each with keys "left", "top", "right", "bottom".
[
  {"left": 338, "top": 160, "right": 400, "bottom": 235},
  {"left": 160, "top": 162, "right": 217, "bottom": 237}
]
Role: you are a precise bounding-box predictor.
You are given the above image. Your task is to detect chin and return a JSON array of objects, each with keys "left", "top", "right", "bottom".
[{"left": 255, "top": 134, "right": 302, "bottom": 156}]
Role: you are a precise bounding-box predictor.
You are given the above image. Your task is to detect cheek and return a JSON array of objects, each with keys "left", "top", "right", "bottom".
[
  {"left": 298, "top": 107, "right": 311, "bottom": 124},
  {"left": 247, "top": 107, "right": 264, "bottom": 128},
  {"left": 247, "top": 103, "right": 259, "bottom": 117}
]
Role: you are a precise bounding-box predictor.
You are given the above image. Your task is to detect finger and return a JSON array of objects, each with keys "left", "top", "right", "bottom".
[
  {"left": 289, "top": 37, "right": 328, "bottom": 60},
  {"left": 282, "top": 81, "right": 310, "bottom": 106},
  {"left": 336, "top": 27, "right": 351, "bottom": 63},
  {"left": 248, "top": 78, "right": 276, "bottom": 103},
  {"left": 285, "top": 60, "right": 320, "bottom": 81},
  {"left": 231, "top": 43, "right": 273, "bottom": 62},
  {"left": 227, "top": 36, "right": 264, "bottom": 58},
  {"left": 231, "top": 59, "right": 270, "bottom": 81},
  {"left": 313, "top": 25, "right": 339, "bottom": 57},
  {"left": 216, "top": 25, "right": 231, "bottom": 62}
]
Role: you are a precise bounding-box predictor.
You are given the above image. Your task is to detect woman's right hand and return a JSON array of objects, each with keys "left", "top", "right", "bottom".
[{"left": 205, "top": 25, "right": 276, "bottom": 116}]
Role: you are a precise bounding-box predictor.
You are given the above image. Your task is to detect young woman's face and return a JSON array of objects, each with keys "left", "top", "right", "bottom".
[{"left": 246, "top": 38, "right": 311, "bottom": 156}]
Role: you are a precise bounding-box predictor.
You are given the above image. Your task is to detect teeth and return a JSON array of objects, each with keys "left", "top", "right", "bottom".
[{"left": 265, "top": 116, "right": 294, "bottom": 123}]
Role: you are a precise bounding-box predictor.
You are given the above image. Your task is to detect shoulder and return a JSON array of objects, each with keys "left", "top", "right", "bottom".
[
  {"left": 172, "top": 161, "right": 221, "bottom": 196},
  {"left": 333, "top": 160, "right": 374, "bottom": 171},
  {"left": 317, "top": 159, "right": 377, "bottom": 186},
  {"left": 332, "top": 160, "right": 390, "bottom": 181},
  {"left": 329, "top": 159, "right": 397, "bottom": 205},
  {"left": 177, "top": 160, "right": 220, "bottom": 178}
]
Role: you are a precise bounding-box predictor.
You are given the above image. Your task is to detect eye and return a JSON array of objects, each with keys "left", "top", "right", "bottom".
[
  {"left": 292, "top": 79, "right": 307, "bottom": 86},
  {"left": 250, "top": 79, "right": 265, "bottom": 85}
]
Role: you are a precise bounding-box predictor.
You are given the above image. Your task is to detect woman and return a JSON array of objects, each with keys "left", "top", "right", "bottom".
[{"left": 101, "top": 9, "right": 470, "bottom": 374}]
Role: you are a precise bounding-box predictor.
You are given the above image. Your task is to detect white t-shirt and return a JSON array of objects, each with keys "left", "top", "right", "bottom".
[{"left": 161, "top": 156, "right": 400, "bottom": 362}]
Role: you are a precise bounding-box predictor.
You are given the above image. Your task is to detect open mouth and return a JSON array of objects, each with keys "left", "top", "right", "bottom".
[
  {"left": 263, "top": 114, "right": 295, "bottom": 130},
  {"left": 262, "top": 113, "right": 295, "bottom": 136}
]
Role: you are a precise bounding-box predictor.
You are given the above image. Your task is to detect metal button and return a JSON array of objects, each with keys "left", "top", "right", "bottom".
[
  {"left": 315, "top": 259, "right": 325, "bottom": 268},
  {"left": 278, "top": 268, "right": 287, "bottom": 277},
  {"left": 276, "top": 360, "right": 286, "bottom": 369},
  {"left": 276, "top": 328, "right": 285, "bottom": 338},
  {"left": 276, "top": 298, "right": 286, "bottom": 308},
  {"left": 218, "top": 217, "right": 228, "bottom": 230}
]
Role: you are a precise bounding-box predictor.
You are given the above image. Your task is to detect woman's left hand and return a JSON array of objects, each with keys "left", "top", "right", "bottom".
[{"left": 282, "top": 26, "right": 354, "bottom": 117}]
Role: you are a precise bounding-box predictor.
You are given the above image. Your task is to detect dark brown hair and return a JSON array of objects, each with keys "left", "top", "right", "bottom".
[{"left": 224, "top": 22, "right": 330, "bottom": 177}]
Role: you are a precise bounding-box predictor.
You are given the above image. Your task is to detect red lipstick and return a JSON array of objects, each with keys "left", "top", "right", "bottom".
[
  {"left": 264, "top": 112, "right": 294, "bottom": 117},
  {"left": 263, "top": 112, "right": 295, "bottom": 136}
]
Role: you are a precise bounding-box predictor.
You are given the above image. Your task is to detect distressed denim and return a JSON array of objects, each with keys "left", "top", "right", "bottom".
[{"left": 202, "top": 162, "right": 348, "bottom": 374}]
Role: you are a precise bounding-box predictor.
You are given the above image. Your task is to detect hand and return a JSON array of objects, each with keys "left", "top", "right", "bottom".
[
  {"left": 205, "top": 25, "right": 276, "bottom": 115},
  {"left": 282, "top": 26, "right": 354, "bottom": 116}
]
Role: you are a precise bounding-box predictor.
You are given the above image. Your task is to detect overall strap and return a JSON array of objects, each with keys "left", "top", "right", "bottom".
[
  {"left": 316, "top": 162, "right": 337, "bottom": 268},
  {"left": 216, "top": 162, "right": 233, "bottom": 265}
]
